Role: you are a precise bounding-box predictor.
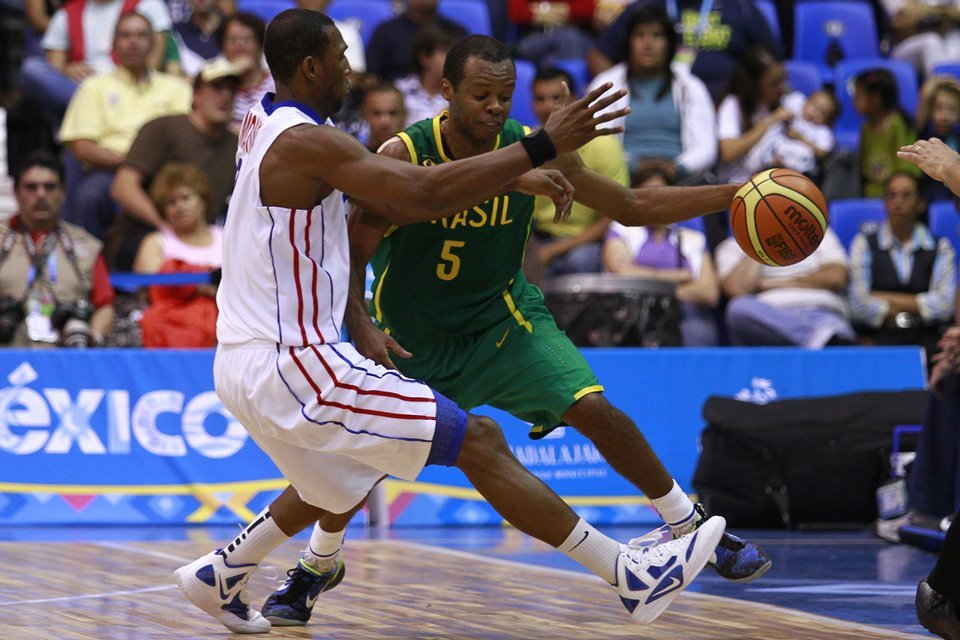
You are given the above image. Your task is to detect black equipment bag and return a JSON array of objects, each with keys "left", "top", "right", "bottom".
[{"left": 693, "top": 390, "right": 928, "bottom": 528}]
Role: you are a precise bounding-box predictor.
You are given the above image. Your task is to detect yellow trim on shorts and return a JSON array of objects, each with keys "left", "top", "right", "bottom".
[
  {"left": 396, "top": 131, "right": 418, "bottom": 165},
  {"left": 502, "top": 289, "right": 533, "bottom": 333},
  {"left": 373, "top": 264, "right": 391, "bottom": 323},
  {"left": 574, "top": 384, "right": 605, "bottom": 401}
]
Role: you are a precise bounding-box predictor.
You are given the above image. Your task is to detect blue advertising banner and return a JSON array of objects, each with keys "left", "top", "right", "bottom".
[{"left": 0, "top": 347, "right": 926, "bottom": 526}]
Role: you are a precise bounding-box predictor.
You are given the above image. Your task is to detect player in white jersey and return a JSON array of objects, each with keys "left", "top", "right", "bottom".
[{"left": 173, "top": 9, "right": 726, "bottom": 634}]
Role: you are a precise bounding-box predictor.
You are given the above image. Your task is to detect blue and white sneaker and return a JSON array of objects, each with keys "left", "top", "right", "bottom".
[
  {"left": 616, "top": 515, "right": 726, "bottom": 624},
  {"left": 173, "top": 550, "right": 271, "bottom": 634},
  {"left": 690, "top": 504, "right": 772, "bottom": 582},
  {"left": 261, "top": 556, "right": 346, "bottom": 626}
]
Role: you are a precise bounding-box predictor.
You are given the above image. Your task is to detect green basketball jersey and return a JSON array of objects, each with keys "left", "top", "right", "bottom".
[{"left": 370, "top": 113, "right": 535, "bottom": 336}]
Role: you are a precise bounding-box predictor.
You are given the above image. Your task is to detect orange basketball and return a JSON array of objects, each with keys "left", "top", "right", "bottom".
[{"left": 730, "top": 168, "right": 829, "bottom": 267}]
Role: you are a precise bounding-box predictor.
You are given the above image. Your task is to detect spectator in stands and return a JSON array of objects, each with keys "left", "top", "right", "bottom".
[
  {"left": 134, "top": 162, "right": 221, "bottom": 347},
  {"left": 396, "top": 25, "right": 455, "bottom": 127},
  {"left": 767, "top": 89, "right": 839, "bottom": 183},
  {"left": 509, "top": 0, "right": 594, "bottom": 67},
  {"left": 916, "top": 75, "right": 960, "bottom": 202},
  {"left": 717, "top": 222, "right": 856, "bottom": 348},
  {"left": 58, "top": 11, "right": 193, "bottom": 241},
  {"left": 20, "top": 0, "right": 174, "bottom": 123},
  {"left": 854, "top": 68, "right": 921, "bottom": 198},
  {"left": 586, "top": 0, "right": 780, "bottom": 105},
  {"left": 358, "top": 84, "right": 407, "bottom": 153},
  {"left": 885, "top": 0, "right": 960, "bottom": 79},
  {"left": 602, "top": 161, "right": 719, "bottom": 345},
  {"left": 530, "top": 67, "right": 628, "bottom": 280},
  {"left": 0, "top": 151, "right": 114, "bottom": 348},
  {"left": 587, "top": 5, "right": 716, "bottom": 180},
  {"left": 173, "top": 0, "right": 226, "bottom": 78},
  {"left": 108, "top": 57, "right": 239, "bottom": 272},
  {"left": 296, "top": 0, "right": 366, "bottom": 74},
  {"left": 848, "top": 171, "right": 956, "bottom": 361},
  {"left": 715, "top": 47, "right": 792, "bottom": 186},
  {"left": 366, "top": 0, "right": 467, "bottom": 82},
  {"left": 216, "top": 12, "right": 273, "bottom": 131}
]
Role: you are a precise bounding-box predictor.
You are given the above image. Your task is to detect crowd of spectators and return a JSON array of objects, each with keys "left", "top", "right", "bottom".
[{"left": 1, "top": 0, "right": 960, "bottom": 356}]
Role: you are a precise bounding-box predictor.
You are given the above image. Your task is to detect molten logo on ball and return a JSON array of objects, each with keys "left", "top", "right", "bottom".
[{"left": 730, "top": 168, "right": 829, "bottom": 267}]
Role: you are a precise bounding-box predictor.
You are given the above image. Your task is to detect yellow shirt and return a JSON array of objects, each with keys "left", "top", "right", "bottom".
[
  {"left": 533, "top": 135, "right": 629, "bottom": 238},
  {"left": 59, "top": 67, "right": 192, "bottom": 156}
]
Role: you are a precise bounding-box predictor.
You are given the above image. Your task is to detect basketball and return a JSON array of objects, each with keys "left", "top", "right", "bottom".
[{"left": 729, "top": 168, "right": 829, "bottom": 267}]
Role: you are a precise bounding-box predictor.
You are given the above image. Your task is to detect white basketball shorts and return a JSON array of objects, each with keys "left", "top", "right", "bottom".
[{"left": 214, "top": 341, "right": 466, "bottom": 513}]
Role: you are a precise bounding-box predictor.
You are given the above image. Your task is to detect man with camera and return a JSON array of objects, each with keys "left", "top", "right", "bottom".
[{"left": 0, "top": 151, "right": 115, "bottom": 348}]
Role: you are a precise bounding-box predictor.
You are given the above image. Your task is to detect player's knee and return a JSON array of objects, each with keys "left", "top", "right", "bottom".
[
  {"left": 564, "top": 392, "right": 613, "bottom": 436},
  {"left": 457, "top": 414, "right": 509, "bottom": 466}
]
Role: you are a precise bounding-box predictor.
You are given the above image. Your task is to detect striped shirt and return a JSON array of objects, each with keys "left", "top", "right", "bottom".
[{"left": 217, "top": 93, "right": 349, "bottom": 346}]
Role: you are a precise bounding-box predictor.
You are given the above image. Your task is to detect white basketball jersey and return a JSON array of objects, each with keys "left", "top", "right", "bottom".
[{"left": 217, "top": 95, "right": 350, "bottom": 346}]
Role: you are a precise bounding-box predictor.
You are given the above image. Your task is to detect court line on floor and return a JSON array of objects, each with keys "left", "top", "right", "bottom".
[{"left": 0, "top": 585, "right": 175, "bottom": 607}]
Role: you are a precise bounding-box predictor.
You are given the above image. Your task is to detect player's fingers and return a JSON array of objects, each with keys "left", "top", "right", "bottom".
[
  {"left": 387, "top": 337, "right": 412, "bottom": 359},
  {"left": 588, "top": 125, "right": 626, "bottom": 137},
  {"left": 579, "top": 82, "right": 616, "bottom": 108},
  {"left": 586, "top": 88, "right": 628, "bottom": 115},
  {"left": 589, "top": 107, "right": 630, "bottom": 125}
]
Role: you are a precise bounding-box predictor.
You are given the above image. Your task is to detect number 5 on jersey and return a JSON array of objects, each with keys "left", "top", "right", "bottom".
[{"left": 437, "top": 240, "right": 465, "bottom": 281}]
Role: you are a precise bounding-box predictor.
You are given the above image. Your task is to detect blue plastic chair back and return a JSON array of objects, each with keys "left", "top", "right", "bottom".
[
  {"left": 511, "top": 60, "right": 537, "bottom": 126},
  {"left": 439, "top": 0, "right": 492, "bottom": 35},
  {"left": 932, "top": 63, "right": 960, "bottom": 81},
  {"left": 784, "top": 59, "right": 824, "bottom": 96},
  {"left": 755, "top": 0, "right": 781, "bottom": 42},
  {"left": 237, "top": 0, "right": 296, "bottom": 22},
  {"left": 929, "top": 199, "right": 960, "bottom": 256},
  {"left": 552, "top": 58, "right": 591, "bottom": 97},
  {"left": 327, "top": 0, "right": 395, "bottom": 45},
  {"left": 794, "top": 1, "right": 879, "bottom": 80},
  {"left": 674, "top": 217, "right": 706, "bottom": 234},
  {"left": 829, "top": 198, "right": 886, "bottom": 250},
  {"left": 833, "top": 58, "right": 918, "bottom": 153}
]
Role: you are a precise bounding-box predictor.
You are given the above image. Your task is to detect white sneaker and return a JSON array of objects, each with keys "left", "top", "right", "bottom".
[
  {"left": 616, "top": 515, "right": 726, "bottom": 624},
  {"left": 173, "top": 550, "right": 272, "bottom": 634}
]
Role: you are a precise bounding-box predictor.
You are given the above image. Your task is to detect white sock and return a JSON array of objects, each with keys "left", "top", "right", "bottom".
[
  {"left": 219, "top": 509, "right": 290, "bottom": 566},
  {"left": 651, "top": 480, "right": 697, "bottom": 532},
  {"left": 303, "top": 524, "right": 345, "bottom": 573},
  {"left": 558, "top": 519, "right": 621, "bottom": 585}
]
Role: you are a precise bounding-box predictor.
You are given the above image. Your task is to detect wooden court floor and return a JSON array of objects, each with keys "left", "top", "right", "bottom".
[{"left": 0, "top": 537, "right": 928, "bottom": 640}]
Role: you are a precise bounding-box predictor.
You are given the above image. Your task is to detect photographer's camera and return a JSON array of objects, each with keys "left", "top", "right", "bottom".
[{"left": 51, "top": 299, "right": 94, "bottom": 348}]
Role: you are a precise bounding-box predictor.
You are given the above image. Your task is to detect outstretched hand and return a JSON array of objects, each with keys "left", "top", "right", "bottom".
[
  {"left": 542, "top": 82, "right": 628, "bottom": 155},
  {"left": 350, "top": 317, "right": 412, "bottom": 371},
  {"left": 897, "top": 137, "right": 960, "bottom": 183},
  {"left": 509, "top": 169, "right": 575, "bottom": 222}
]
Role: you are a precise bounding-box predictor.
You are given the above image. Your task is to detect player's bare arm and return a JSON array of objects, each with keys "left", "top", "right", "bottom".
[
  {"left": 261, "top": 84, "right": 628, "bottom": 222},
  {"left": 545, "top": 151, "right": 741, "bottom": 226}
]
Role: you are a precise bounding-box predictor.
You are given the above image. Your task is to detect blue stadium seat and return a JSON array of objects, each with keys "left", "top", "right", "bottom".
[
  {"left": 929, "top": 199, "right": 960, "bottom": 255},
  {"left": 829, "top": 198, "right": 886, "bottom": 250},
  {"left": 512, "top": 60, "right": 537, "bottom": 126},
  {"left": 932, "top": 63, "right": 960, "bottom": 81},
  {"left": 675, "top": 216, "right": 706, "bottom": 234},
  {"left": 439, "top": 0, "right": 492, "bottom": 36},
  {"left": 552, "top": 58, "right": 591, "bottom": 97},
  {"left": 237, "top": 0, "right": 296, "bottom": 22},
  {"left": 327, "top": 0, "right": 395, "bottom": 45},
  {"left": 833, "top": 58, "right": 919, "bottom": 153},
  {"left": 784, "top": 59, "right": 824, "bottom": 96},
  {"left": 794, "top": 1, "right": 879, "bottom": 81},
  {"left": 755, "top": 0, "right": 781, "bottom": 42}
]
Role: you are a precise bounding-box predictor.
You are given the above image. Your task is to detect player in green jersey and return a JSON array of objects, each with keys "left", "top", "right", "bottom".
[{"left": 262, "top": 35, "right": 770, "bottom": 626}]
